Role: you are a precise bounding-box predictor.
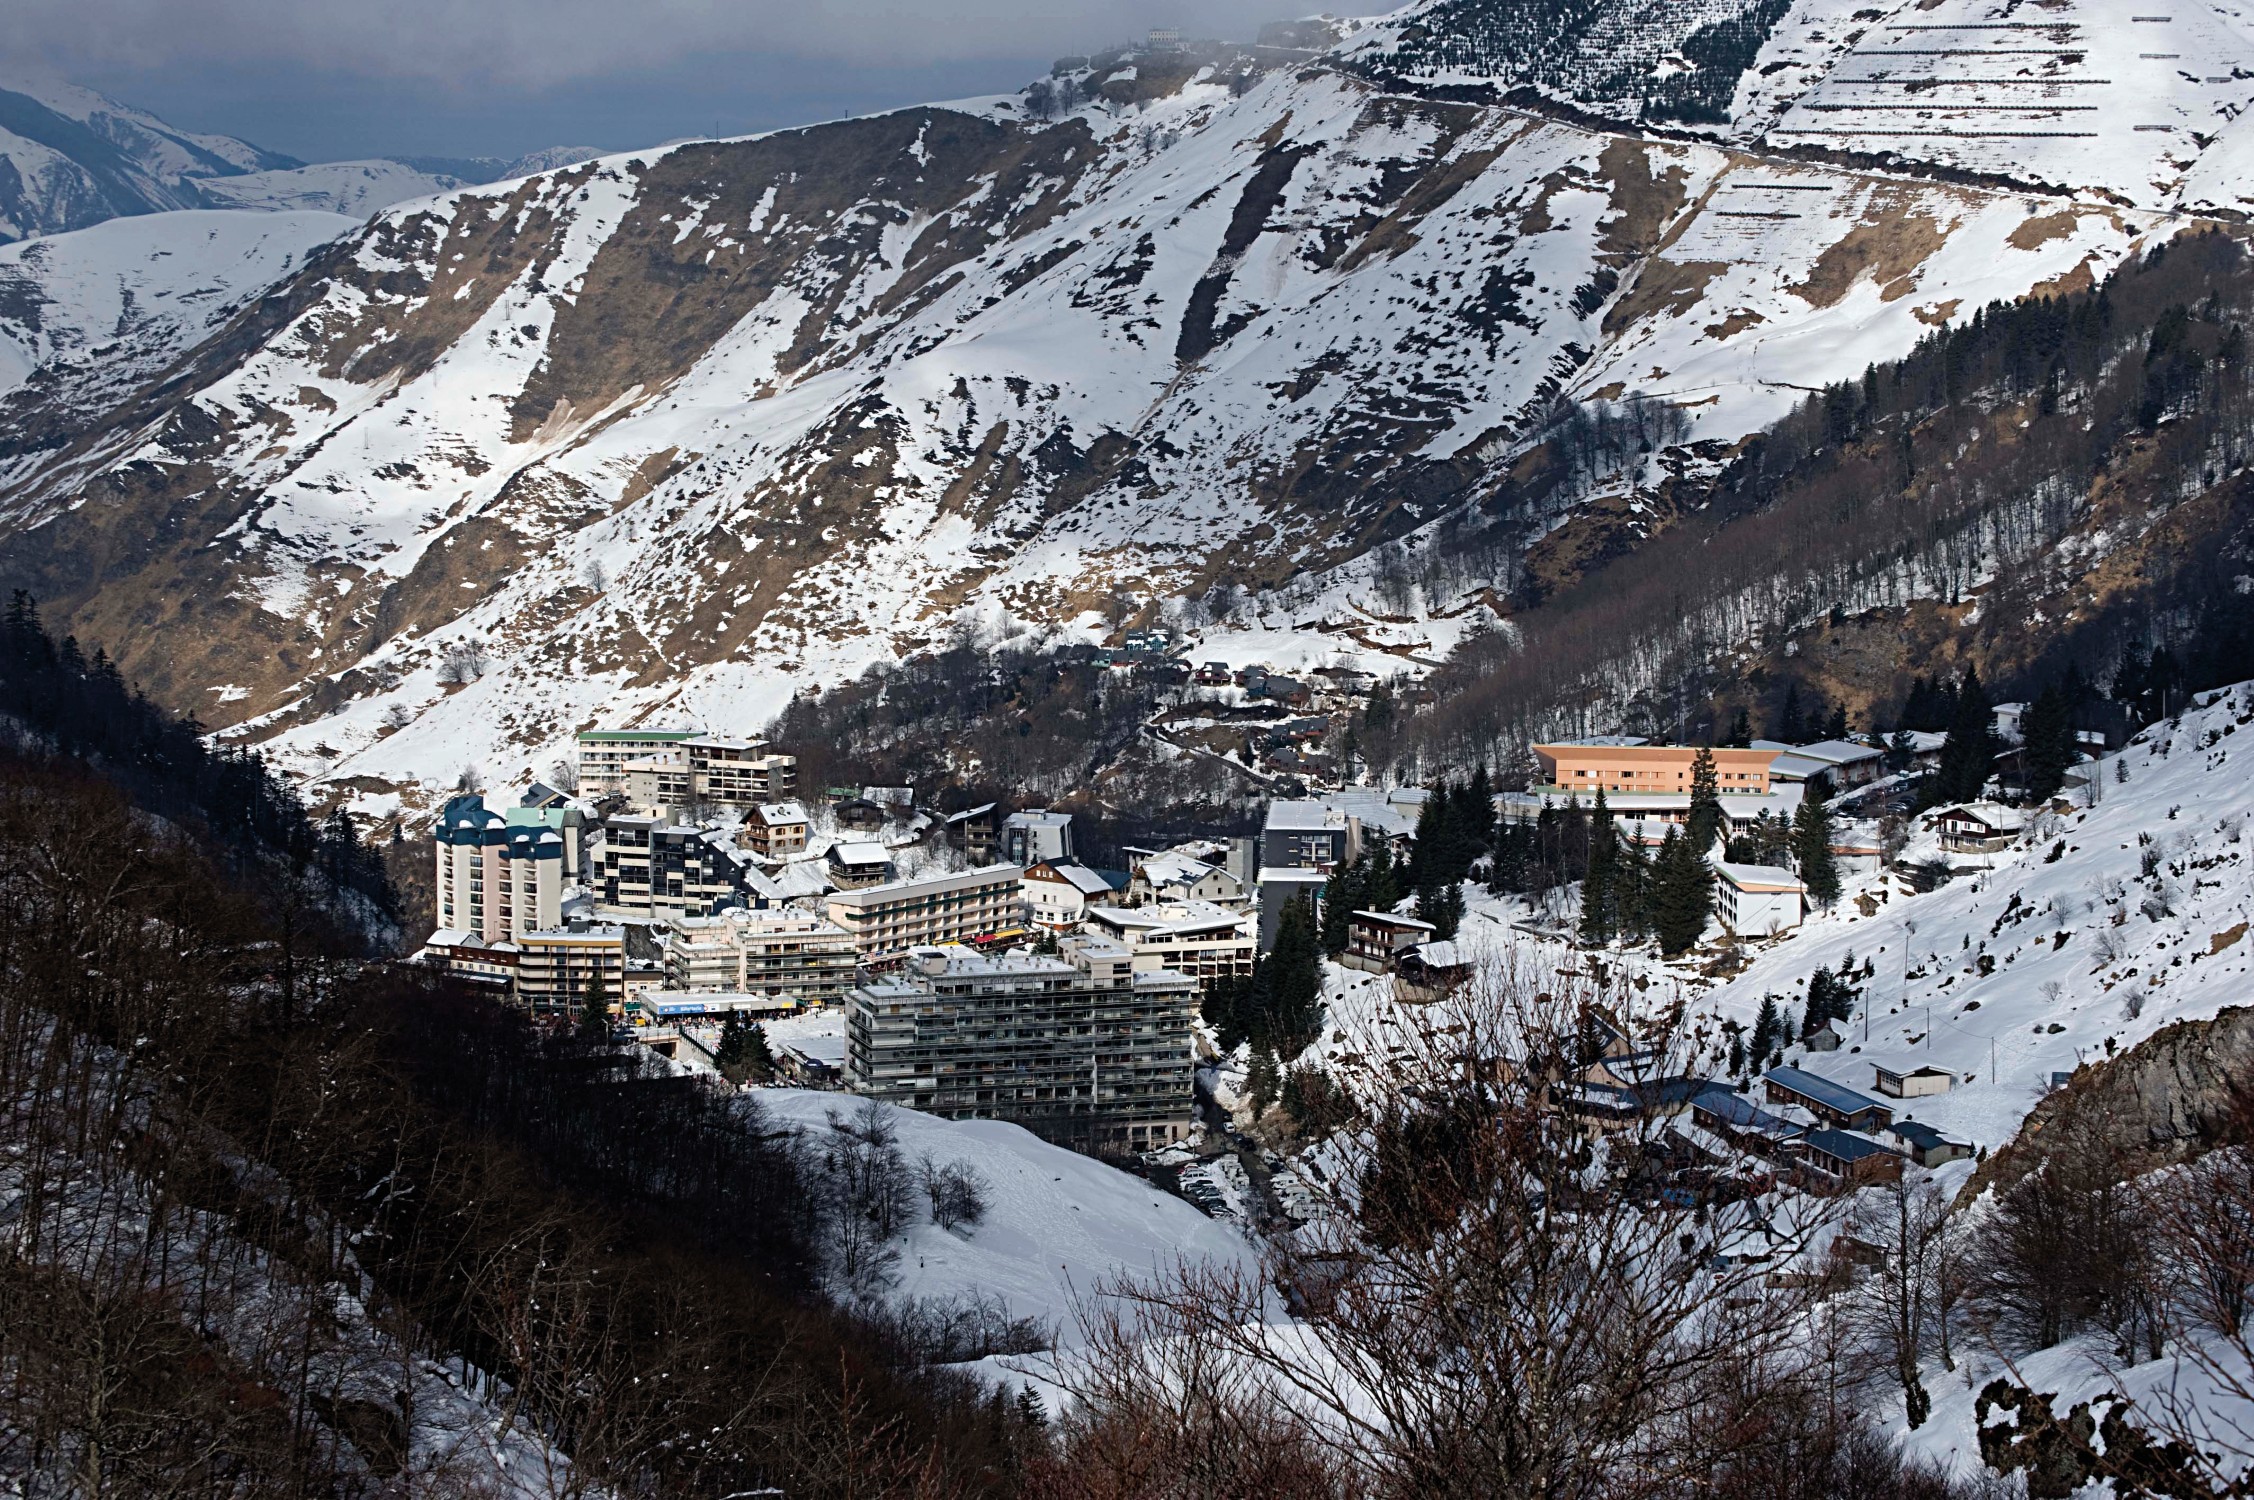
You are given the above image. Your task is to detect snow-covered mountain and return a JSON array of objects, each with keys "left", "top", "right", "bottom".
[
  {"left": 0, "top": 208, "right": 353, "bottom": 409},
  {"left": 0, "top": 76, "right": 297, "bottom": 240},
  {"left": 0, "top": 76, "right": 598, "bottom": 243},
  {"left": 0, "top": 0, "right": 2241, "bottom": 803}
]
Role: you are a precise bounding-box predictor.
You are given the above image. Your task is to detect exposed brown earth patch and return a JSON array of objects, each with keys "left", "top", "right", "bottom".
[{"left": 1792, "top": 203, "right": 1949, "bottom": 308}]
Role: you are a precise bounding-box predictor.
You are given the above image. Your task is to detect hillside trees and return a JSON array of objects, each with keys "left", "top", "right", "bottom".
[
  {"left": 1401, "top": 232, "right": 2254, "bottom": 771},
  {"left": 1206, "top": 895, "right": 1326, "bottom": 1058},
  {"left": 0, "top": 746, "right": 1022, "bottom": 1492},
  {"left": 1034, "top": 967, "right": 2006, "bottom": 1497}
]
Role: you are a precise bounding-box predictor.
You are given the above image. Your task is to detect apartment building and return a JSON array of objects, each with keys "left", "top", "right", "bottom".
[
  {"left": 578, "top": 727, "right": 797, "bottom": 813},
  {"left": 577, "top": 728, "right": 699, "bottom": 797},
  {"left": 1254, "top": 800, "right": 1351, "bottom": 949},
  {"left": 621, "top": 755, "right": 694, "bottom": 812},
  {"left": 846, "top": 937, "right": 1199, "bottom": 1151},
  {"left": 596, "top": 815, "right": 748, "bottom": 919},
  {"left": 1083, "top": 901, "right": 1256, "bottom": 992},
  {"left": 824, "top": 865, "right": 1027, "bottom": 958},
  {"left": 682, "top": 735, "right": 798, "bottom": 805},
  {"left": 434, "top": 794, "right": 569, "bottom": 940},
  {"left": 663, "top": 908, "right": 857, "bottom": 1000},
  {"left": 515, "top": 925, "right": 626, "bottom": 1019},
  {"left": 1533, "top": 743, "right": 1780, "bottom": 796}
]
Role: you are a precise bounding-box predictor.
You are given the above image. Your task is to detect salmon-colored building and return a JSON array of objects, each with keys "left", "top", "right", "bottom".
[{"left": 1532, "top": 744, "right": 1781, "bottom": 796}]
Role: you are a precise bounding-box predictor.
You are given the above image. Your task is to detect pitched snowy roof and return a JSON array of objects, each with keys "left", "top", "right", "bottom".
[{"left": 1765, "top": 1066, "right": 1888, "bottom": 1119}]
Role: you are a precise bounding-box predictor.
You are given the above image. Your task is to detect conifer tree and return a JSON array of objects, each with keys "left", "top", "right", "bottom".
[
  {"left": 1726, "top": 708, "right": 1752, "bottom": 747},
  {"left": 1463, "top": 764, "right": 1495, "bottom": 853},
  {"left": 1794, "top": 797, "right": 1840, "bottom": 909},
  {"left": 1320, "top": 856, "right": 1364, "bottom": 954},
  {"left": 1750, "top": 994, "right": 1780, "bottom": 1064},
  {"left": 1615, "top": 834, "right": 1654, "bottom": 942},
  {"left": 1686, "top": 747, "right": 1723, "bottom": 856},
  {"left": 1778, "top": 685, "right": 1805, "bottom": 742},
  {"left": 1262, "top": 895, "right": 1326, "bottom": 1055},
  {"left": 1652, "top": 828, "right": 1711, "bottom": 955},
  {"left": 1247, "top": 1048, "right": 1281, "bottom": 1115},
  {"left": 1364, "top": 840, "right": 1402, "bottom": 911},
  {"left": 579, "top": 966, "right": 614, "bottom": 1041},
  {"left": 1578, "top": 787, "right": 1616, "bottom": 947},
  {"left": 1934, "top": 664, "right": 1996, "bottom": 803},
  {"left": 2019, "top": 681, "right": 2078, "bottom": 801}
]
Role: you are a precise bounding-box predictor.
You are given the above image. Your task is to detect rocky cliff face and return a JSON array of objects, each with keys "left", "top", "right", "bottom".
[
  {"left": 1970, "top": 1004, "right": 2254, "bottom": 1200},
  {"left": 0, "top": 0, "right": 2241, "bottom": 805}
]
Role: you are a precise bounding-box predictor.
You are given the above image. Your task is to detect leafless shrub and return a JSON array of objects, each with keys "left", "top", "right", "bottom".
[
  {"left": 917, "top": 1154, "right": 990, "bottom": 1233},
  {"left": 437, "top": 639, "right": 491, "bottom": 685}
]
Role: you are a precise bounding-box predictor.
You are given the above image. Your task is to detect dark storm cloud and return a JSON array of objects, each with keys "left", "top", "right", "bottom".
[{"left": 3, "top": 0, "right": 1287, "bottom": 87}]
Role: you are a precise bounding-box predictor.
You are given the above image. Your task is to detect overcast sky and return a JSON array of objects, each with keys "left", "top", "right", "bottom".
[{"left": 5, "top": 0, "right": 1292, "bottom": 162}]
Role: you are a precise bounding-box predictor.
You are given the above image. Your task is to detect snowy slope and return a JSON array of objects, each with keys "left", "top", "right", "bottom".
[
  {"left": 0, "top": 208, "right": 353, "bottom": 396},
  {"left": 756, "top": 1090, "right": 1254, "bottom": 1327},
  {"left": 1699, "top": 684, "right": 2254, "bottom": 1155},
  {"left": 1362, "top": 0, "right": 2254, "bottom": 214},
  {"left": 194, "top": 159, "right": 472, "bottom": 218}
]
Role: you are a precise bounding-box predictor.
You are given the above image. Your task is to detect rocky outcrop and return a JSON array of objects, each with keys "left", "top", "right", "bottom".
[{"left": 1968, "top": 1006, "right": 2254, "bottom": 1203}]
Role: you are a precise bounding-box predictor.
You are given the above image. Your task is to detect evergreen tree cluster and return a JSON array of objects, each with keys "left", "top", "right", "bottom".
[
  {"left": 1575, "top": 789, "right": 1658, "bottom": 948},
  {"left": 1924, "top": 665, "right": 1997, "bottom": 807},
  {"left": 1651, "top": 827, "right": 1714, "bottom": 956},
  {"left": 1802, "top": 955, "right": 1864, "bottom": 1040},
  {"left": 1205, "top": 895, "right": 1326, "bottom": 1059},
  {"left": 1320, "top": 842, "right": 1405, "bottom": 954},
  {"left": 1773, "top": 684, "right": 1849, "bottom": 744},
  {"left": 1405, "top": 768, "right": 1492, "bottom": 939},
  {"left": 0, "top": 592, "right": 395, "bottom": 930},
  {"left": 2018, "top": 665, "right": 2093, "bottom": 802},
  {"left": 1406, "top": 767, "right": 1494, "bottom": 890},
  {"left": 2110, "top": 638, "right": 2189, "bottom": 729},
  {"left": 715, "top": 1013, "right": 777, "bottom": 1084},
  {"left": 1898, "top": 673, "right": 1962, "bottom": 733}
]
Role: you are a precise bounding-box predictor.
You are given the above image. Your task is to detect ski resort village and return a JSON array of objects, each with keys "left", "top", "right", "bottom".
[
  {"left": 17, "top": 0, "right": 2254, "bottom": 1489},
  {"left": 416, "top": 656, "right": 2235, "bottom": 1213}
]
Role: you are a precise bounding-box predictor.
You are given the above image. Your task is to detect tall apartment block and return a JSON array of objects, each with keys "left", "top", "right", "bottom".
[
  {"left": 846, "top": 937, "right": 1199, "bottom": 1151},
  {"left": 596, "top": 816, "right": 748, "bottom": 919},
  {"left": 434, "top": 793, "right": 578, "bottom": 939},
  {"left": 664, "top": 909, "right": 857, "bottom": 1000},
  {"left": 824, "top": 865, "right": 1027, "bottom": 958}
]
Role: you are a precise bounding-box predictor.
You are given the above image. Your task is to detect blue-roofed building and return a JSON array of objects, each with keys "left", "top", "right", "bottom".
[
  {"left": 1797, "top": 1129, "right": 1904, "bottom": 1186},
  {"left": 1691, "top": 1086, "right": 1805, "bottom": 1158},
  {"left": 1763, "top": 1066, "right": 1894, "bottom": 1132},
  {"left": 435, "top": 793, "right": 570, "bottom": 940},
  {"left": 1889, "top": 1120, "right": 1974, "bottom": 1168}
]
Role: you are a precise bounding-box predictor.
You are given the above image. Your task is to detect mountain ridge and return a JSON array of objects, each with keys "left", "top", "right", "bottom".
[{"left": 0, "top": 2, "right": 2236, "bottom": 810}]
